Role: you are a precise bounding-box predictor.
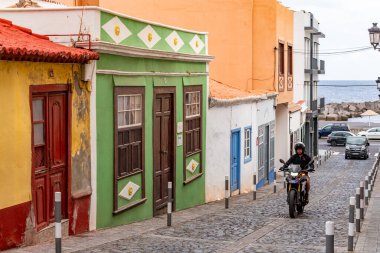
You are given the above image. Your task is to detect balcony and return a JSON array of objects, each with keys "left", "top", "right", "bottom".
[{"left": 305, "top": 58, "right": 325, "bottom": 75}]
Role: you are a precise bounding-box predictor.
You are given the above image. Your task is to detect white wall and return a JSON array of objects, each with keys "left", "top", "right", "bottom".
[
  {"left": 0, "top": 9, "right": 101, "bottom": 44},
  {"left": 206, "top": 98, "right": 276, "bottom": 203},
  {"left": 290, "top": 111, "right": 301, "bottom": 133},
  {"left": 275, "top": 104, "right": 289, "bottom": 170},
  {"left": 293, "top": 11, "right": 307, "bottom": 104}
]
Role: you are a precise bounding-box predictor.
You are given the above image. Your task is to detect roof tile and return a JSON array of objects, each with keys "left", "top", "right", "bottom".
[{"left": 0, "top": 18, "right": 99, "bottom": 63}]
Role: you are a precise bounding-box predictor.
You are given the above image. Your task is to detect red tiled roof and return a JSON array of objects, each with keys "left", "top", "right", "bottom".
[{"left": 0, "top": 18, "right": 99, "bottom": 63}]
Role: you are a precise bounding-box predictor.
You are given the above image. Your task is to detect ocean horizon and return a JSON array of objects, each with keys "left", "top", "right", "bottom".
[{"left": 319, "top": 80, "right": 379, "bottom": 104}]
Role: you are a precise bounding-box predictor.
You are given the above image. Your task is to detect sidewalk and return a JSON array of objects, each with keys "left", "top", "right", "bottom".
[
  {"left": 6, "top": 178, "right": 284, "bottom": 253},
  {"left": 355, "top": 179, "right": 380, "bottom": 253}
]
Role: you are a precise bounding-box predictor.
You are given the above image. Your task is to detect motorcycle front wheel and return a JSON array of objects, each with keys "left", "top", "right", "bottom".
[{"left": 289, "top": 190, "right": 298, "bottom": 218}]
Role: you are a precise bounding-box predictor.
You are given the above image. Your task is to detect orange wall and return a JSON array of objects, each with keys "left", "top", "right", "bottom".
[
  {"left": 65, "top": 0, "right": 293, "bottom": 97},
  {"left": 252, "top": 0, "right": 293, "bottom": 104},
  {"left": 64, "top": 0, "right": 254, "bottom": 91}
]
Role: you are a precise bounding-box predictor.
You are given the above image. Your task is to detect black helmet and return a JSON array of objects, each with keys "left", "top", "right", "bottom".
[{"left": 294, "top": 142, "right": 306, "bottom": 153}]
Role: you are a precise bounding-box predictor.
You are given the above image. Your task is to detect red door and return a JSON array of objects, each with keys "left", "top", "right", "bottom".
[{"left": 32, "top": 92, "right": 67, "bottom": 230}]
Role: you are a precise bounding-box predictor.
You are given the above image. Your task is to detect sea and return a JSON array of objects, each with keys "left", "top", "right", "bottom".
[{"left": 318, "top": 80, "right": 380, "bottom": 122}]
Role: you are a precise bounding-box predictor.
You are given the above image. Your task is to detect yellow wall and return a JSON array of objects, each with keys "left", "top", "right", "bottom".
[
  {"left": 0, "top": 61, "right": 90, "bottom": 209},
  {"left": 252, "top": 0, "right": 294, "bottom": 104}
]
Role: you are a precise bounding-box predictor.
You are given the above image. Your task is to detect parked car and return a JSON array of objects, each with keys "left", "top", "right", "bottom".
[
  {"left": 319, "top": 123, "right": 350, "bottom": 138},
  {"left": 357, "top": 127, "right": 380, "bottom": 140},
  {"left": 327, "top": 131, "right": 356, "bottom": 146},
  {"left": 345, "top": 136, "right": 370, "bottom": 160}
]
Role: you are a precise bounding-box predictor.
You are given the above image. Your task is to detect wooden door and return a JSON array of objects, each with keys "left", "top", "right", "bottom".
[
  {"left": 264, "top": 126, "right": 270, "bottom": 182},
  {"left": 153, "top": 91, "right": 174, "bottom": 216},
  {"left": 32, "top": 92, "right": 67, "bottom": 230},
  {"left": 230, "top": 130, "right": 240, "bottom": 192}
]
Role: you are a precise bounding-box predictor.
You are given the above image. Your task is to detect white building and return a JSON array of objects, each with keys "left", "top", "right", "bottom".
[
  {"left": 293, "top": 11, "right": 325, "bottom": 156},
  {"left": 206, "top": 81, "right": 276, "bottom": 202}
]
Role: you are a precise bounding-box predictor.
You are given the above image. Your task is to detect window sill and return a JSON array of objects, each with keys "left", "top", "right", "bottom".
[
  {"left": 113, "top": 198, "right": 147, "bottom": 215},
  {"left": 183, "top": 173, "right": 203, "bottom": 185},
  {"left": 117, "top": 170, "right": 143, "bottom": 180},
  {"left": 244, "top": 157, "right": 252, "bottom": 164}
]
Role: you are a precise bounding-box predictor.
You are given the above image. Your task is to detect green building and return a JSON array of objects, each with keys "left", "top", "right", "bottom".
[{"left": 80, "top": 9, "right": 213, "bottom": 228}]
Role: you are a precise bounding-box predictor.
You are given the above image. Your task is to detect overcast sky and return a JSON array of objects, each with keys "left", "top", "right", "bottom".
[{"left": 280, "top": 0, "right": 380, "bottom": 80}]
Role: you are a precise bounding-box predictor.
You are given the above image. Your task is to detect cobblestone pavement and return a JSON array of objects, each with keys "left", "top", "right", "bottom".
[{"left": 7, "top": 141, "right": 379, "bottom": 253}]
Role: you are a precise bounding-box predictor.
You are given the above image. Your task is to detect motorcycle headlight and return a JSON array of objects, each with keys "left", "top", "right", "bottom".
[
  {"left": 290, "top": 172, "right": 298, "bottom": 177},
  {"left": 361, "top": 145, "right": 366, "bottom": 150}
]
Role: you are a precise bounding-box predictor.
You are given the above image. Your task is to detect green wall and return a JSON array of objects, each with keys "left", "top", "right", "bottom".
[
  {"left": 101, "top": 11, "right": 207, "bottom": 55},
  {"left": 96, "top": 54, "right": 207, "bottom": 228}
]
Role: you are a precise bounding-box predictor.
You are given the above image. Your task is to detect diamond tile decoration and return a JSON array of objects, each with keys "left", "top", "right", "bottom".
[
  {"left": 138, "top": 25, "right": 161, "bottom": 49},
  {"left": 189, "top": 35, "right": 205, "bottom": 54},
  {"left": 165, "top": 31, "right": 184, "bottom": 52},
  {"left": 102, "top": 16, "right": 132, "bottom": 44},
  {"left": 119, "top": 181, "right": 140, "bottom": 200},
  {"left": 186, "top": 159, "right": 199, "bottom": 174}
]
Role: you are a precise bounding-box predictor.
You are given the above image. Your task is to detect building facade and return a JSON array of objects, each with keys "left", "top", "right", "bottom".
[
  {"left": 252, "top": 0, "right": 295, "bottom": 169},
  {"left": 0, "top": 7, "right": 212, "bottom": 232},
  {"left": 0, "top": 18, "right": 98, "bottom": 250},
  {"left": 293, "top": 11, "right": 325, "bottom": 157},
  {"left": 206, "top": 82, "right": 277, "bottom": 202}
]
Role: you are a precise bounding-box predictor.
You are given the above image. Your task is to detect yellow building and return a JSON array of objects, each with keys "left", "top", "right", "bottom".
[{"left": 0, "top": 18, "right": 98, "bottom": 250}]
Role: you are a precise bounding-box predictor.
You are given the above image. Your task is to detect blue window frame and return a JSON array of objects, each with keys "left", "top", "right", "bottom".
[{"left": 244, "top": 126, "right": 252, "bottom": 163}]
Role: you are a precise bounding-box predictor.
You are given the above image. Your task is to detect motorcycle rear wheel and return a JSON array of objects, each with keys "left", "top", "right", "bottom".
[{"left": 289, "top": 190, "right": 297, "bottom": 218}]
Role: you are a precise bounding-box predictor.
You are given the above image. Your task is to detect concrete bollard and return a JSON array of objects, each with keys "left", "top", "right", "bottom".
[
  {"left": 360, "top": 181, "right": 364, "bottom": 220},
  {"left": 356, "top": 188, "right": 361, "bottom": 232},
  {"left": 225, "top": 176, "right": 229, "bottom": 209},
  {"left": 319, "top": 155, "right": 322, "bottom": 166},
  {"left": 326, "top": 221, "right": 335, "bottom": 253},
  {"left": 55, "top": 192, "right": 62, "bottom": 253},
  {"left": 253, "top": 174, "right": 257, "bottom": 201},
  {"left": 273, "top": 168, "right": 277, "bottom": 193},
  {"left": 167, "top": 182, "right": 172, "bottom": 227},
  {"left": 348, "top": 197, "right": 355, "bottom": 251},
  {"left": 365, "top": 176, "right": 369, "bottom": 206}
]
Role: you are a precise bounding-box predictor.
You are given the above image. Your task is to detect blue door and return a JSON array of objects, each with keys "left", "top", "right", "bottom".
[{"left": 231, "top": 130, "right": 241, "bottom": 192}]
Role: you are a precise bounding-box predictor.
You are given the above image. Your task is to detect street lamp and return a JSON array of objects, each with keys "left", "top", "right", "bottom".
[
  {"left": 369, "top": 23, "right": 380, "bottom": 50},
  {"left": 376, "top": 77, "right": 380, "bottom": 90}
]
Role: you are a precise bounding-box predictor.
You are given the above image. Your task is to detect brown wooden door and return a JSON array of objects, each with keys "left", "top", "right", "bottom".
[
  {"left": 153, "top": 92, "right": 174, "bottom": 216},
  {"left": 32, "top": 92, "right": 67, "bottom": 230}
]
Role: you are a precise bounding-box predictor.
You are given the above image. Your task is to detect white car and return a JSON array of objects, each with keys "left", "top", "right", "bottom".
[{"left": 358, "top": 127, "right": 380, "bottom": 140}]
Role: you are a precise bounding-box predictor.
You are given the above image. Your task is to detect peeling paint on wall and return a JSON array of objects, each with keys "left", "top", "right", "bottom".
[{"left": 71, "top": 74, "right": 92, "bottom": 198}]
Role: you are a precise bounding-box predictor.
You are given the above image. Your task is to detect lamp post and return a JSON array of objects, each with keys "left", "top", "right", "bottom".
[
  {"left": 369, "top": 23, "right": 380, "bottom": 50},
  {"left": 376, "top": 78, "right": 380, "bottom": 99}
]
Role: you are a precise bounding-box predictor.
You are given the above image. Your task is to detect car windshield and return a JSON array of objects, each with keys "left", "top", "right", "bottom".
[{"left": 346, "top": 137, "right": 366, "bottom": 145}]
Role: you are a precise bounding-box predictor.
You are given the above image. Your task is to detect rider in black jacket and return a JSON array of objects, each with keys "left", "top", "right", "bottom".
[{"left": 281, "top": 142, "right": 313, "bottom": 203}]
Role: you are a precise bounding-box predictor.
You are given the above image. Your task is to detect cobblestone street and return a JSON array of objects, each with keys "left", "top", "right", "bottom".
[{"left": 8, "top": 140, "right": 379, "bottom": 253}]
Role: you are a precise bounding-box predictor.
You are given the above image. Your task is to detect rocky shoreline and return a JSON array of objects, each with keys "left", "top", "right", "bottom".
[{"left": 320, "top": 101, "right": 380, "bottom": 121}]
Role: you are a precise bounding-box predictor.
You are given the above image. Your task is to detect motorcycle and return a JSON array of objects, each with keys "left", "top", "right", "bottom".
[{"left": 279, "top": 159, "right": 315, "bottom": 218}]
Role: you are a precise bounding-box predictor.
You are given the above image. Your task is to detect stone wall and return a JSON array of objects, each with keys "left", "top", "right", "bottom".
[{"left": 320, "top": 101, "right": 380, "bottom": 121}]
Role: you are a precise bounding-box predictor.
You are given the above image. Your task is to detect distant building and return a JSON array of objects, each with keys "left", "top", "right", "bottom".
[{"left": 293, "top": 11, "right": 325, "bottom": 156}]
